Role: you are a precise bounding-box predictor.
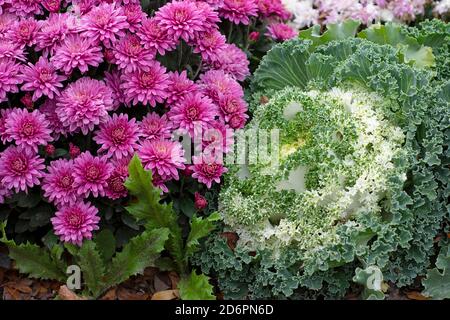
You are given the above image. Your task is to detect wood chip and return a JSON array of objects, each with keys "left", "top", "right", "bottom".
[{"left": 151, "top": 289, "right": 179, "bottom": 300}]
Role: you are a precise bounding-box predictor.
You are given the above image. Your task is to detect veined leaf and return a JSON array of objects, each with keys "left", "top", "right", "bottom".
[
  {"left": 178, "top": 270, "right": 215, "bottom": 300},
  {"left": 103, "top": 228, "right": 169, "bottom": 289},
  {"left": 76, "top": 241, "right": 106, "bottom": 298},
  {"left": 94, "top": 229, "right": 116, "bottom": 263},
  {"left": 353, "top": 266, "right": 385, "bottom": 300},
  {"left": 185, "top": 212, "right": 221, "bottom": 263},
  {"left": 423, "top": 246, "right": 450, "bottom": 299}
]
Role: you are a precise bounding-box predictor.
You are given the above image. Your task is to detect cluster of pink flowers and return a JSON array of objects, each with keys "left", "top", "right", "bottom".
[{"left": 0, "top": 0, "right": 291, "bottom": 246}]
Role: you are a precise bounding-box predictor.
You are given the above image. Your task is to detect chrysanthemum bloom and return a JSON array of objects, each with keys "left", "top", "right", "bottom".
[
  {"left": 57, "top": 77, "right": 114, "bottom": 135},
  {"left": 120, "top": 61, "right": 169, "bottom": 107},
  {"left": 0, "top": 108, "right": 13, "bottom": 143},
  {"left": 123, "top": 3, "right": 146, "bottom": 32},
  {"left": 200, "top": 121, "right": 234, "bottom": 155},
  {"left": 39, "top": 99, "right": 67, "bottom": 139},
  {"left": 249, "top": 31, "right": 259, "bottom": 41},
  {"left": 94, "top": 113, "right": 141, "bottom": 160},
  {"left": 195, "top": 1, "right": 221, "bottom": 30},
  {"left": 5, "top": 108, "right": 53, "bottom": 152},
  {"left": 265, "top": 23, "right": 297, "bottom": 41},
  {"left": 166, "top": 70, "right": 197, "bottom": 105},
  {"left": 105, "top": 157, "right": 129, "bottom": 199},
  {"left": 69, "top": 143, "right": 81, "bottom": 159},
  {"left": 137, "top": 18, "right": 177, "bottom": 56},
  {"left": 168, "top": 92, "right": 217, "bottom": 137},
  {"left": 154, "top": 0, "right": 206, "bottom": 42},
  {"left": 7, "top": 0, "right": 44, "bottom": 17},
  {"left": 138, "top": 139, "right": 186, "bottom": 180},
  {"left": 105, "top": 70, "right": 127, "bottom": 109},
  {"left": 42, "top": 0, "right": 61, "bottom": 13},
  {"left": 228, "top": 112, "right": 248, "bottom": 129},
  {"left": 194, "top": 192, "right": 208, "bottom": 210},
  {"left": 198, "top": 70, "right": 243, "bottom": 103},
  {"left": 42, "top": 159, "right": 79, "bottom": 206},
  {"left": 73, "top": 151, "right": 113, "bottom": 198},
  {"left": 257, "top": 0, "right": 291, "bottom": 19},
  {"left": 0, "top": 14, "right": 18, "bottom": 39},
  {"left": 204, "top": 44, "right": 250, "bottom": 81},
  {"left": 113, "top": 34, "right": 155, "bottom": 73},
  {"left": 7, "top": 18, "right": 40, "bottom": 48},
  {"left": 0, "top": 40, "right": 26, "bottom": 62},
  {"left": 70, "top": 0, "right": 99, "bottom": 15},
  {"left": 45, "top": 144, "right": 56, "bottom": 156},
  {"left": 219, "top": 0, "right": 258, "bottom": 25},
  {"left": 80, "top": 2, "right": 129, "bottom": 46},
  {"left": 139, "top": 112, "right": 172, "bottom": 141},
  {"left": 193, "top": 29, "right": 226, "bottom": 61},
  {"left": 152, "top": 171, "right": 170, "bottom": 193},
  {"left": 218, "top": 93, "right": 248, "bottom": 122},
  {"left": 21, "top": 93, "right": 33, "bottom": 109},
  {"left": 51, "top": 34, "right": 103, "bottom": 75},
  {"left": 0, "top": 146, "right": 45, "bottom": 193},
  {"left": 20, "top": 57, "right": 67, "bottom": 101},
  {"left": 0, "top": 58, "right": 22, "bottom": 102},
  {"left": 35, "top": 13, "right": 81, "bottom": 57},
  {"left": 190, "top": 155, "right": 228, "bottom": 188},
  {"left": 51, "top": 201, "right": 100, "bottom": 246}
]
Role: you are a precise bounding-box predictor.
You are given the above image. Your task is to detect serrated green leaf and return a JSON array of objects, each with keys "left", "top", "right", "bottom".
[
  {"left": 423, "top": 246, "right": 450, "bottom": 299},
  {"left": 94, "top": 229, "right": 116, "bottom": 263},
  {"left": 178, "top": 271, "right": 216, "bottom": 300},
  {"left": 103, "top": 228, "right": 169, "bottom": 289},
  {"left": 76, "top": 241, "right": 106, "bottom": 298},
  {"left": 185, "top": 212, "right": 221, "bottom": 263}
]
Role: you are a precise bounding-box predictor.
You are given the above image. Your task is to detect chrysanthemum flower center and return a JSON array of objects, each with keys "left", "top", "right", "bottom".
[
  {"left": 140, "top": 72, "right": 156, "bottom": 88},
  {"left": 93, "top": 12, "right": 110, "bottom": 26},
  {"left": 11, "top": 157, "right": 27, "bottom": 173},
  {"left": 186, "top": 105, "right": 199, "bottom": 120},
  {"left": 86, "top": 165, "right": 100, "bottom": 181},
  {"left": 126, "top": 36, "right": 142, "bottom": 55},
  {"left": 39, "top": 68, "right": 53, "bottom": 82},
  {"left": 174, "top": 9, "right": 189, "bottom": 23},
  {"left": 109, "top": 176, "right": 125, "bottom": 192},
  {"left": 19, "top": 24, "right": 31, "bottom": 37},
  {"left": 21, "top": 121, "right": 36, "bottom": 137},
  {"left": 154, "top": 143, "right": 168, "bottom": 156},
  {"left": 202, "top": 163, "right": 219, "bottom": 177},
  {"left": 59, "top": 174, "right": 74, "bottom": 189},
  {"left": 222, "top": 99, "right": 239, "bottom": 113},
  {"left": 111, "top": 125, "right": 127, "bottom": 143},
  {"left": 66, "top": 209, "right": 84, "bottom": 228}
]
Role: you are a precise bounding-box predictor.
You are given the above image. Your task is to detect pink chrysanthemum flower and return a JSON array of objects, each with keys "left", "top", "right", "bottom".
[
  {"left": 0, "top": 40, "right": 26, "bottom": 62},
  {"left": 105, "top": 70, "right": 127, "bottom": 109},
  {"left": 113, "top": 34, "right": 155, "bottom": 73},
  {"left": 70, "top": 0, "right": 100, "bottom": 15},
  {"left": 219, "top": 0, "right": 258, "bottom": 25},
  {"left": 193, "top": 29, "right": 226, "bottom": 61},
  {"left": 52, "top": 34, "right": 103, "bottom": 75},
  {"left": 169, "top": 92, "right": 217, "bottom": 137},
  {"left": 73, "top": 151, "right": 113, "bottom": 198},
  {"left": 218, "top": 94, "right": 248, "bottom": 122},
  {"left": 228, "top": 112, "right": 248, "bottom": 129},
  {"left": 152, "top": 171, "right": 170, "bottom": 193},
  {"left": 0, "top": 108, "right": 13, "bottom": 143},
  {"left": 51, "top": 201, "right": 100, "bottom": 246},
  {"left": 0, "top": 182, "right": 12, "bottom": 204},
  {"left": 166, "top": 70, "right": 197, "bottom": 105},
  {"left": 0, "top": 58, "right": 22, "bottom": 103},
  {"left": 257, "top": 0, "right": 291, "bottom": 19},
  {"left": 137, "top": 18, "right": 177, "bottom": 56},
  {"left": 198, "top": 70, "right": 243, "bottom": 103},
  {"left": 200, "top": 121, "right": 234, "bottom": 155},
  {"left": 7, "top": 18, "right": 40, "bottom": 48},
  {"left": 190, "top": 155, "right": 227, "bottom": 188},
  {"left": 139, "top": 112, "right": 172, "bottom": 141},
  {"left": 94, "top": 113, "right": 141, "bottom": 160},
  {"left": 7, "top": 0, "right": 43, "bottom": 17},
  {"left": 5, "top": 108, "right": 53, "bottom": 152},
  {"left": 0, "top": 14, "right": 18, "bottom": 39},
  {"left": 0, "top": 146, "right": 45, "bottom": 193},
  {"left": 204, "top": 44, "right": 250, "bottom": 81},
  {"left": 81, "top": 2, "right": 129, "bottom": 46},
  {"left": 120, "top": 61, "right": 169, "bottom": 107},
  {"left": 155, "top": 0, "right": 206, "bottom": 42},
  {"left": 20, "top": 57, "right": 67, "bottom": 101},
  {"left": 123, "top": 3, "right": 146, "bottom": 32},
  {"left": 195, "top": 1, "right": 221, "bottom": 30},
  {"left": 57, "top": 77, "right": 114, "bottom": 135},
  {"left": 42, "top": 0, "right": 62, "bottom": 13},
  {"left": 105, "top": 157, "right": 129, "bottom": 199},
  {"left": 138, "top": 139, "right": 186, "bottom": 180},
  {"left": 35, "top": 13, "right": 80, "bottom": 57},
  {"left": 39, "top": 99, "right": 67, "bottom": 139},
  {"left": 266, "top": 23, "right": 297, "bottom": 41},
  {"left": 51, "top": 35, "right": 103, "bottom": 74},
  {"left": 42, "top": 159, "right": 79, "bottom": 206}
]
